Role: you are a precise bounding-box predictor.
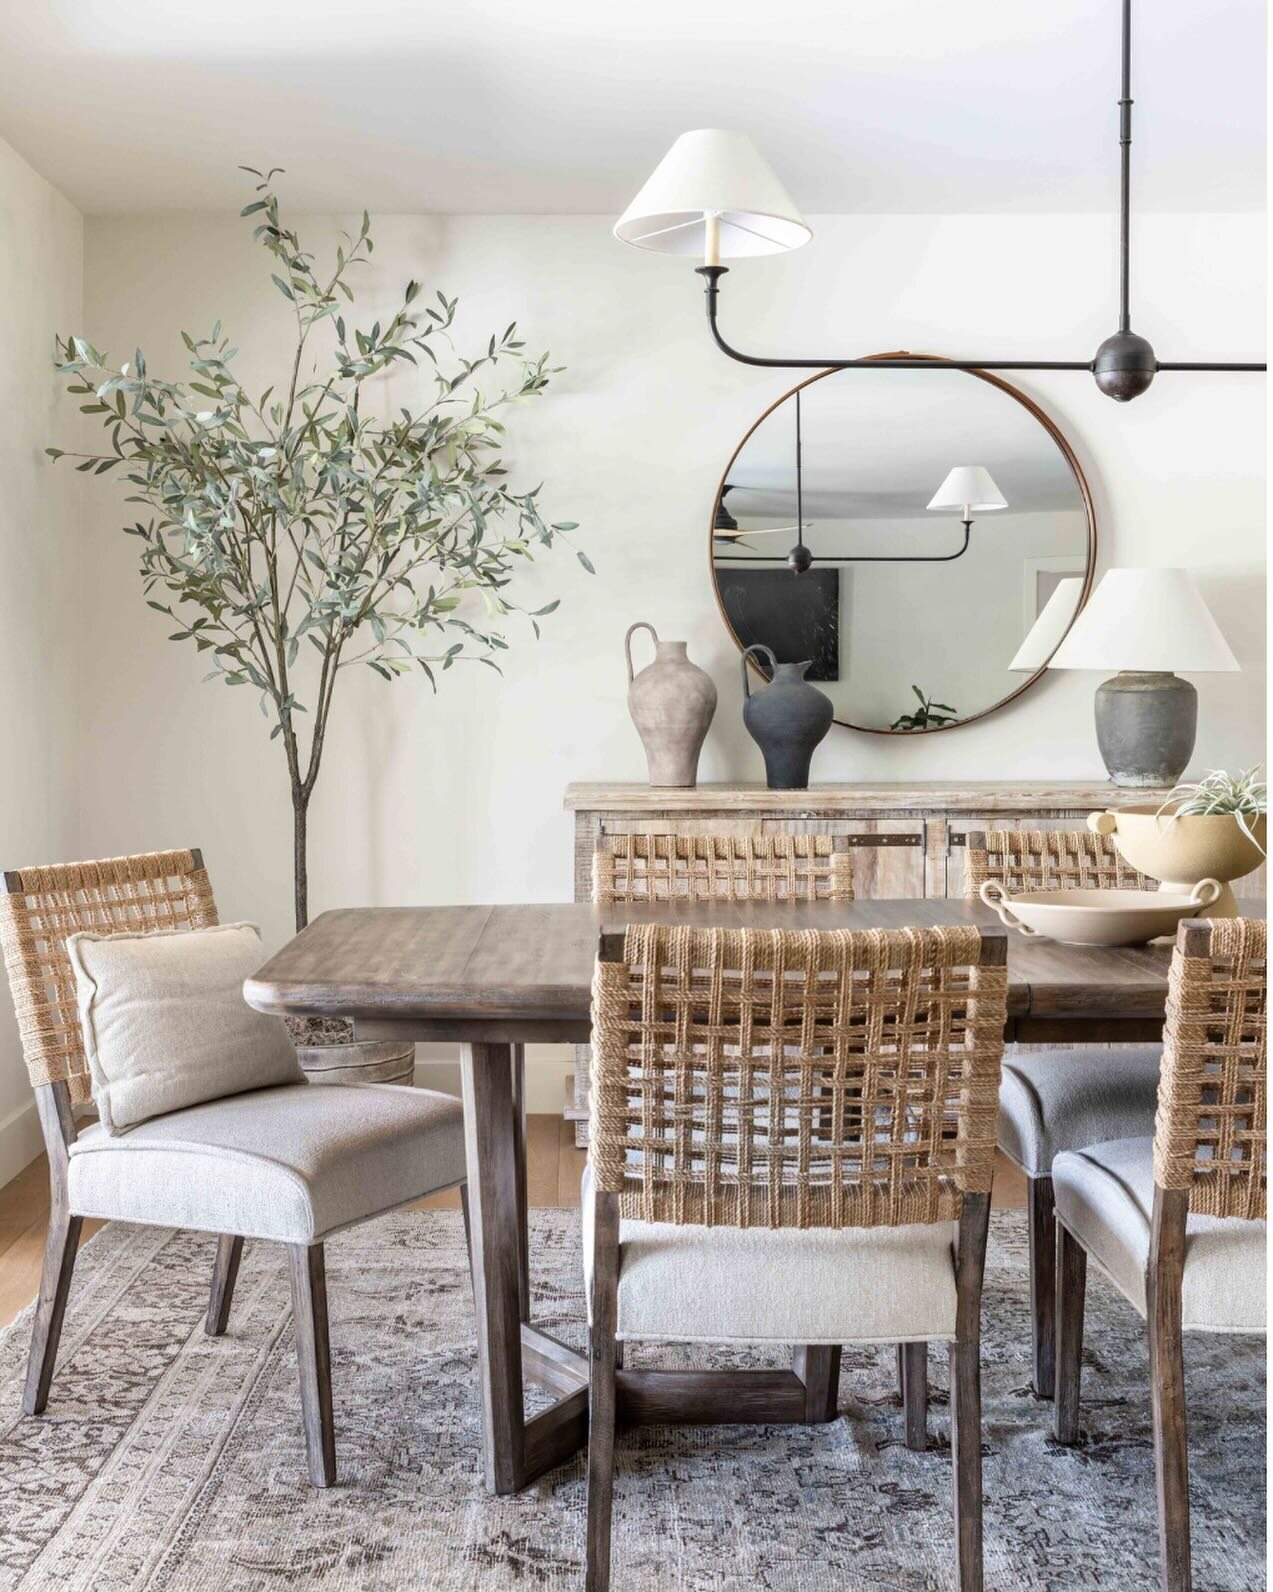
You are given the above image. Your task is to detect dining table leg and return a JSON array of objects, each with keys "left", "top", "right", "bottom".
[
  {"left": 460, "top": 1040, "right": 590, "bottom": 1495},
  {"left": 511, "top": 1043, "right": 531, "bottom": 1322}
]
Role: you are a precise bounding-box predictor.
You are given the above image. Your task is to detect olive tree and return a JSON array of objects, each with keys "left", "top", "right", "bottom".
[{"left": 49, "top": 169, "right": 586, "bottom": 929}]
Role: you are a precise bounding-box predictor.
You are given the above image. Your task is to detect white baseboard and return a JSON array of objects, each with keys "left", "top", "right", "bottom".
[{"left": 0, "top": 1096, "right": 43, "bottom": 1189}]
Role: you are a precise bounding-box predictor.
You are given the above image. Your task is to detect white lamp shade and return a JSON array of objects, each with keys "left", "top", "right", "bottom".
[
  {"left": 1009, "top": 578, "right": 1085, "bottom": 671},
  {"left": 1048, "top": 568, "right": 1239, "bottom": 673},
  {"left": 613, "top": 129, "right": 810, "bottom": 258},
  {"left": 926, "top": 466, "right": 1008, "bottom": 513}
]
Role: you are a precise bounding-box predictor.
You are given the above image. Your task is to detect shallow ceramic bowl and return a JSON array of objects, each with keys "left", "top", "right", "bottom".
[{"left": 979, "top": 878, "right": 1222, "bottom": 947}]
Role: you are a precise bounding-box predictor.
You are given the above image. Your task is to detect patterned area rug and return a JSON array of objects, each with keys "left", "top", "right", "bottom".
[{"left": 0, "top": 1209, "right": 1263, "bottom": 1591}]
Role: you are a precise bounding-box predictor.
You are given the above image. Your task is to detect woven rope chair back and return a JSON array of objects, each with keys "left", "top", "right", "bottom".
[
  {"left": 1154, "top": 916, "right": 1266, "bottom": 1220},
  {"left": 593, "top": 833, "right": 854, "bottom": 907},
  {"left": 0, "top": 851, "right": 218, "bottom": 1103},
  {"left": 590, "top": 922, "right": 1007, "bottom": 1230},
  {"left": 964, "top": 828, "right": 1154, "bottom": 897}
]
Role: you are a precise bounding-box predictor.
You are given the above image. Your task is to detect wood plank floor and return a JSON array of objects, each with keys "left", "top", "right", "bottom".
[{"left": 0, "top": 1117, "right": 1024, "bottom": 1332}]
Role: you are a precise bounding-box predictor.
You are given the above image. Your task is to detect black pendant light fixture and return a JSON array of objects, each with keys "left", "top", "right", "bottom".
[
  {"left": 714, "top": 390, "right": 1010, "bottom": 571},
  {"left": 614, "top": 0, "right": 1265, "bottom": 401}
]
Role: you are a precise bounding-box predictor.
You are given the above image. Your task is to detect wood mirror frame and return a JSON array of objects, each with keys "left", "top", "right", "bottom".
[{"left": 709, "top": 355, "right": 1098, "bottom": 736}]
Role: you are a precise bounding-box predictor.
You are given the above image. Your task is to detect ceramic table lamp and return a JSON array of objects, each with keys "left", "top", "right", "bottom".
[{"left": 1047, "top": 567, "right": 1239, "bottom": 786}]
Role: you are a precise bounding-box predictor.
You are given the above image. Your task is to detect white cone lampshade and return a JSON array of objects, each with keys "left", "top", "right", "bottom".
[
  {"left": 1009, "top": 578, "right": 1085, "bottom": 671},
  {"left": 1048, "top": 568, "right": 1239, "bottom": 673},
  {"left": 926, "top": 466, "right": 1008, "bottom": 514},
  {"left": 614, "top": 129, "right": 810, "bottom": 259}
]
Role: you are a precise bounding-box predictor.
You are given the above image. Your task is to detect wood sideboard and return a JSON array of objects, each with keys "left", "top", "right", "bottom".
[{"left": 560, "top": 780, "right": 1266, "bottom": 1138}]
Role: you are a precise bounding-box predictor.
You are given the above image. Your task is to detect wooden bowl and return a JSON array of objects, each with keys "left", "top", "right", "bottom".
[{"left": 979, "top": 879, "right": 1222, "bottom": 946}]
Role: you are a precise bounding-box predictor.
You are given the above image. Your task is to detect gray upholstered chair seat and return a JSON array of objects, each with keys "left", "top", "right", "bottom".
[
  {"left": 68, "top": 1081, "right": 466, "bottom": 1244},
  {"left": 998, "top": 1045, "right": 1162, "bottom": 1176},
  {"left": 582, "top": 1164, "right": 957, "bottom": 1344},
  {"left": 1053, "top": 1136, "right": 1267, "bottom": 1333}
]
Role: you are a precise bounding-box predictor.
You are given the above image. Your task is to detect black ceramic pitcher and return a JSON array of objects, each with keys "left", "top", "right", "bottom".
[{"left": 740, "top": 644, "right": 834, "bottom": 790}]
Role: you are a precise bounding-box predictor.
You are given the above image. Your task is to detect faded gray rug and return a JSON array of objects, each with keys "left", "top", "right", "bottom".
[{"left": 0, "top": 1209, "right": 1263, "bottom": 1591}]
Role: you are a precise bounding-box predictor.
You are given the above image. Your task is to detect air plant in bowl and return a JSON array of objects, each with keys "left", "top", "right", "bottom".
[
  {"left": 1089, "top": 765, "right": 1266, "bottom": 917},
  {"left": 1157, "top": 766, "right": 1267, "bottom": 853}
]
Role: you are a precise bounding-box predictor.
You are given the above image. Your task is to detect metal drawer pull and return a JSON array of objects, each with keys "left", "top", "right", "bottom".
[{"left": 844, "top": 834, "right": 922, "bottom": 848}]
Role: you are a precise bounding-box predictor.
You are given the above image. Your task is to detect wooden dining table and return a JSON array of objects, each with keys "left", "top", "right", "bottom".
[{"left": 244, "top": 896, "right": 1178, "bottom": 1495}]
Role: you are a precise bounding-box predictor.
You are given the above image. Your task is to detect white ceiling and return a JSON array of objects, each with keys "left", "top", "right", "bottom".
[{"left": 0, "top": 0, "right": 1263, "bottom": 216}]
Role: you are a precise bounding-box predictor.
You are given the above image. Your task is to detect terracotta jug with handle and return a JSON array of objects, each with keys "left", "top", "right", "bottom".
[{"left": 625, "top": 622, "right": 717, "bottom": 788}]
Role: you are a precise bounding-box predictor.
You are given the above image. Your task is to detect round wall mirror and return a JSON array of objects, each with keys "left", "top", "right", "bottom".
[{"left": 710, "top": 361, "right": 1096, "bottom": 734}]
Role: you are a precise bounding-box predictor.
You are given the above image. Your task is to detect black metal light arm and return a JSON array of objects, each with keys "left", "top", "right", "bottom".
[
  {"left": 693, "top": 0, "right": 1265, "bottom": 399},
  {"left": 695, "top": 269, "right": 1265, "bottom": 378},
  {"left": 695, "top": 267, "right": 1094, "bottom": 372},
  {"left": 715, "top": 521, "right": 973, "bottom": 563}
]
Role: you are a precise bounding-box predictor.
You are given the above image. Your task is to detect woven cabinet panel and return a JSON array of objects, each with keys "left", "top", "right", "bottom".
[
  {"left": 593, "top": 833, "right": 853, "bottom": 907},
  {"left": 965, "top": 829, "right": 1155, "bottom": 896}
]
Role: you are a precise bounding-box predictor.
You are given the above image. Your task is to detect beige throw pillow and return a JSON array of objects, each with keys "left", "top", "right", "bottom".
[{"left": 68, "top": 921, "right": 303, "bottom": 1135}]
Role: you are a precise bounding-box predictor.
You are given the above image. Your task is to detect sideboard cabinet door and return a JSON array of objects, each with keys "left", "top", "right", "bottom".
[
  {"left": 757, "top": 817, "right": 926, "bottom": 899},
  {"left": 587, "top": 814, "right": 927, "bottom": 901}
]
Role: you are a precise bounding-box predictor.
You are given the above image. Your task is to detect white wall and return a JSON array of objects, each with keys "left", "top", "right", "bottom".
[
  {"left": 78, "top": 210, "right": 1265, "bottom": 1104},
  {"left": 0, "top": 139, "right": 84, "bottom": 1180}
]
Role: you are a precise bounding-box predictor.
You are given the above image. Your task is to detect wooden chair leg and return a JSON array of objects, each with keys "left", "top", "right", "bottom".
[
  {"left": 205, "top": 1235, "right": 244, "bottom": 1336},
  {"left": 22, "top": 1208, "right": 83, "bottom": 1416},
  {"left": 949, "top": 1337, "right": 983, "bottom": 1592},
  {"left": 1149, "top": 1188, "right": 1192, "bottom": 1592},
  {"left": 287, "top": 1242, "right": 336, "bottom": 1487},
  {"left": 586, "top": 1191, "right": 620, "bottom": 1592},
  {"left": 793, "top": 1345, "right": 841, "bottom": 1423},
  {"left": 950, "top": 1192, "right": 989, "bottom": 1592},
  {"left": 1053, "top": 1221, "right": 1087, "bottom": 1444},
  {"left": 897, "top": 1341, "right": 928, "bottom": 1450},
  {"left": 1028, "top": 1174, "right": 1057, "bottom": 1398}
]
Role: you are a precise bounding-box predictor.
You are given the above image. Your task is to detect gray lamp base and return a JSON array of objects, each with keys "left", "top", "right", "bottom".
[{"left": 1094, "top": 671, "right": 1197, "bottom": 788}]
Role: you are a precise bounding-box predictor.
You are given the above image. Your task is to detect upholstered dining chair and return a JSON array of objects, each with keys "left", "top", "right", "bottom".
[
  {"left": 965, "top": 828, "right": 1161, "bottom": 1398},
  {"left": 592, "top": 831, "right": 855, "bottom": 906},
  {"left": 0, "top": 848, "right": 467, "bottom": 1487},
  {"left": 1052, "top": 916, "right": 1266, "bottom": 1592},
  {"left": 584, "top": 921, "right": 1008, "bottom": 1592}
]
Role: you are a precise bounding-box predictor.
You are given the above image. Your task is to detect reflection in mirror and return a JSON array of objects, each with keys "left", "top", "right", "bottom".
[{"left": 712, "top": 366, "right": 1094, "bottom": 733}]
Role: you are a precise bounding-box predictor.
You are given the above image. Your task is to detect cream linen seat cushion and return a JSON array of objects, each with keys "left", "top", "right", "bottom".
[
  {"left": 1053, "top": 1136, "right": 1266, "bottom": 1334},
  {"left": 582, "top": 1164, "right": 957, "bottom": 1345},
  {"left": 68, "top": 1082, "right": 466, "bottom": 1245},
  {"left": 997, "top": 1045, "right": 1161, "bottom": 1177}
]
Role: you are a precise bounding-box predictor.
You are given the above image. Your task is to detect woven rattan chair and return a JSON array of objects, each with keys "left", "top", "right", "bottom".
[
  {"left": 0, "top": 849, "right": 467, "bottom": 1487},
  {"left": 965, "top": 828, "right": 1154, "bottom": 897},
  {"left": 587, "top": 831, "right": 862, "bottom": 1403},
  {"left": 965, "top": 828, "right": 1161, "bottom": 1399},
  {"left": 592, "top": 832, "right": 854, "bottom": 906},
  {"left": 584, "top": 922, "right": 1008, "bottom": 1592},
  {"left": 1052, "top": 917, "right": 1266, "bottom": 1592}
]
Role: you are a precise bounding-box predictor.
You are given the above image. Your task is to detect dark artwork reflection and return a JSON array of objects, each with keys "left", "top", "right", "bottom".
[{"left": 717, "top": 567, "right": 839, "bottom": 682}]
